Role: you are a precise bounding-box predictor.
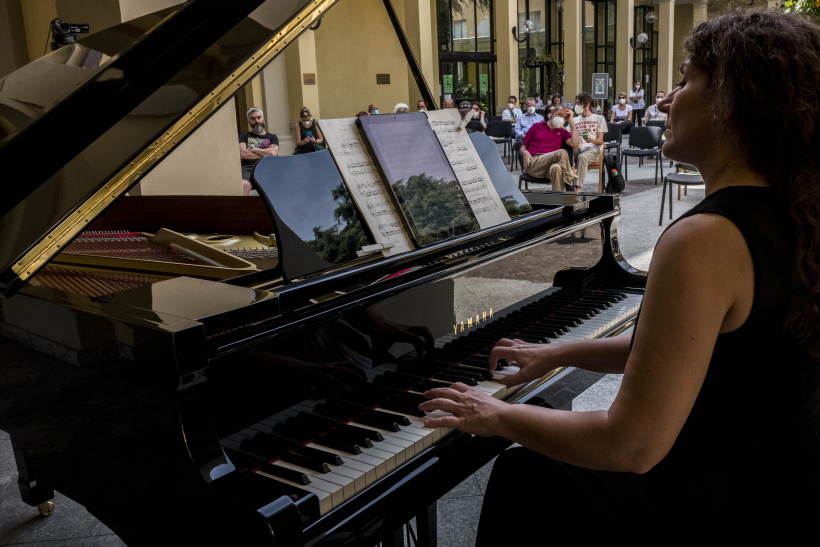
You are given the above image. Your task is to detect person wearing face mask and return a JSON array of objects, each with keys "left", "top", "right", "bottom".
[
  {"left": 462, "top": 101, "right": 487, "bottom": 133},
  {"left": 239, "top": 107, "right": 279, "bottom": 195},
  {"left": 520, "top": 107, "right": 580, "bottom": 191},
  {"left": 628, "top": 81, "right": 646, "bottom": 126},
  {"left": 571, "top": 93, "right": 608, "bottom": 188},
  {"left": 643, "top": 91, "right": 668, "bottom": 125},
  {"left": 609, "top": 92, "right": 634, "bottom": 134},
  {"left": 514, "top": 98, "right": 545, "bottom": 145},
  {"left": 501, "top": 95, "right": 523, "bottom": 124},
  {"left": 416, "top": 99, "right": 427, "bottom": 112},
  {"left": 393, "top": 103, "right": 410, "bottom": 114},
  {"left": 294, "top": 107, "right": 325, "bottom": 155},
  {"left": 367, "top": 104, "right": 381, "bottom": 115}
]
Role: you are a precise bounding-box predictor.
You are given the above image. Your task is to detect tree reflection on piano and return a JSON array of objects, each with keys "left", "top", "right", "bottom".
[{"left": 393, "top": 174, "right": 479, "bottom": 246}]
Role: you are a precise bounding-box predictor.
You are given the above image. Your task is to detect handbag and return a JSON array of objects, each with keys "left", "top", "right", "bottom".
[{"left": 604, "top": 153, "right": 625, "bottom": 193}]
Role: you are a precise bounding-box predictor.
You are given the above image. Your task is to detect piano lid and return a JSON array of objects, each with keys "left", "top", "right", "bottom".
[{"left": 0, "top": 0, "right": 339, "bottom": 294}]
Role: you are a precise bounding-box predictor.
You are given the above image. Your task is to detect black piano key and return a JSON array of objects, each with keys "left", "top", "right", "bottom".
[
  {"left": 280, "top": 452, "right": 331, "bottom": 474},
  {"left": 342, "top": 401, "right": 412, "bottom": 426},
  {"left": 316, "top": 400, "right": 404, "bottom": 431},
  {"left": 297, "top": 412, "right": 384, "bottom": 443},
  {"left": 224, "top": 447, "right": 266, "bottom": 470},
  {"left": 315, "top": 432, "right": 364, "bottom": 454},
  {"left": 293, "top": 444, "right": 344, "bottom": 466},
  {"left": 259, "top": 463, "right": 310, "bottom": 485}
]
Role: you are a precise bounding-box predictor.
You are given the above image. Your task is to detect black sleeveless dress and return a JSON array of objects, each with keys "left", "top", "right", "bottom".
[{"left": 477, "top": 187, "right": 820, "bottom": 541}]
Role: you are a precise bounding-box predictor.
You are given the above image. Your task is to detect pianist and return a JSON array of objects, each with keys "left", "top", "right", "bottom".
[{"left": 420, "top": 9, "right": 820, "bottom": 538}]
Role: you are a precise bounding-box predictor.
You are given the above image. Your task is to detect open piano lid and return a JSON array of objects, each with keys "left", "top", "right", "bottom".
[{"left": 0, "top": 0, "right": 339, "bottom": 295}]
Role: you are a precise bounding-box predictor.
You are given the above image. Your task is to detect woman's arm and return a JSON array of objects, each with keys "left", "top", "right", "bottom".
[
  {"left": 314, "top": 124, "right": 325, "bottom": 144},
  {"left": 422, "top": 213, "right": 752, "bottom": 473},
  {"left": 627, "top": 108, "right": 633, "bottom": 121}
]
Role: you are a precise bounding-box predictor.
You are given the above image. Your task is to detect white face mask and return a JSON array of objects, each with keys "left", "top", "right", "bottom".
[
  {"left": 656, "top": 97, "right": 663, "bottom": 104},
  {"left": 549, "top": 116, "right": 565, "bottom": 129},
  {"left": 527, "top": 106, "right": 536, "bottom": 114},
  {"left": 635, "top": 84, "right": 641, "bottom": 89},
  {"left": 618, "top": 98, "right": 626, "bottom": 104},
  {"left": 508, "top": 103, "right": 515, "bottom": 110},
  {"left": 574, "top": 104, "right": 584, "bottom": 115}
]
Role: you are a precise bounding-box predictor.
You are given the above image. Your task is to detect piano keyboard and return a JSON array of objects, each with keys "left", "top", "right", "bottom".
[{"left": 221, "top": 288, "right": 642, "bottom": 515}]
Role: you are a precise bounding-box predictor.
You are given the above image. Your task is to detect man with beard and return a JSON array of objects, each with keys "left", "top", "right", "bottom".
[{"left": 239, "top": 107, "right": 279, "bottom": 195}]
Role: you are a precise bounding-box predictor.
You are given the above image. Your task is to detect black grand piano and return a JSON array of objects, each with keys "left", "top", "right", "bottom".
[{"left": 0, "top": 1, "right": 646, "bottom": 545}]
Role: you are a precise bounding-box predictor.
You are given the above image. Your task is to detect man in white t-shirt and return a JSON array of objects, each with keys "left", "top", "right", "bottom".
[{"left": 572, "top": 92, "right": 608, "bottom": 189}]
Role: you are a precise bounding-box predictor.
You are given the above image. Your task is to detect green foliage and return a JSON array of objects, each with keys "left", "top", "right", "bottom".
[
  {"left": 308, "top": 183, "right": 369, "bottom": 263},
  {"left": 500, "top": 195, "right": 533, "bottom": 216},
  {"left": 394, "top": 173, "right": 479, "bottom": 246},
  {"left": 781, "top": 0, "right": 820, "bottom": 16}
]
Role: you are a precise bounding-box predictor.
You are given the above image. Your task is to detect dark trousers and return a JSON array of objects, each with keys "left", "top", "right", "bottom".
[
  {"left": 633, "top": 109, "right": 645, "bottom": 126},
  {"left": 475, "top": 446, "right": 818, "bottom": 544}
]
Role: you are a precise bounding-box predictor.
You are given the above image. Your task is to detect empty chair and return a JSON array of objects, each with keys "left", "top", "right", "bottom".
[
  {"left": 658, "top": 162, "right": 704, "bottom": 225},
  {"left": 646, "top": 119, "right": 666, "bottom": 131},
  {"left": 604, "top": 122, "right": 624, "bottom": 164},
  {"left": 485, "top": 119, "right": 515, "bottom": 167},
  {"left": 620, "top": 125, "right": 664, "bottom": 185}
]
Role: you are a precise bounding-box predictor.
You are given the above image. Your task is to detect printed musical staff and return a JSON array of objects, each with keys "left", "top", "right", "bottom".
[
  {"left": 425, "top": 110, "right": 510, "bottom": 228},
  {"left": 321, "top": 118, "right": 415, "bottom": 256}
]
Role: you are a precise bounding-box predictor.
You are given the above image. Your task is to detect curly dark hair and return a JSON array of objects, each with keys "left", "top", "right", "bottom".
[{"left": 685, "top": 10, "right": 820, "bottom": 356}]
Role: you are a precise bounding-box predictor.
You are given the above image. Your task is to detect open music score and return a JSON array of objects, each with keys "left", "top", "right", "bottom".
[
  {"left": 426, "top": 109, "right": 510, "bottom": 228},
  {"left": 321, "top": 118, "right": 415, "bottom": 256}
]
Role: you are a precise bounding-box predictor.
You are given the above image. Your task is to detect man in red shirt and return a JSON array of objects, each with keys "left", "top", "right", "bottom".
[{"left": 521, "top": 107, "right": 580, "bottom": 191}]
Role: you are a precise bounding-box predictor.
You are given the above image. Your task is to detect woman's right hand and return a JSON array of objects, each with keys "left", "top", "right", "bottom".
[{"left": 487, "top": 338, "right": 564, "bottom": 385}]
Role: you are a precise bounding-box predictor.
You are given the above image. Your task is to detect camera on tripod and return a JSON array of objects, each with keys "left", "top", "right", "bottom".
[{"left": 50, "top": 18, "right": 90, "bottom": 50}]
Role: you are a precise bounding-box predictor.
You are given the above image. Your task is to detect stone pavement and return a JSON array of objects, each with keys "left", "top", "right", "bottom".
[{"left": 0, "top": 144, "right": 706, "bottom": 547}]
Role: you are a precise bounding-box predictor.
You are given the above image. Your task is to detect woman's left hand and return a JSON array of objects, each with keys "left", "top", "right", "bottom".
[{"left": 419, "top": 382, "right": 509, "bottom": 436}]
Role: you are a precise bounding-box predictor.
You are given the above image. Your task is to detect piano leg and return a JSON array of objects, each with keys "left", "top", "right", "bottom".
[
  {"left": 415, "top": 502, "right": 437, "bottom": 547},
  {"left": 11, "top": 437, "right": 55, "bottom": 516},
  {"left": 382, "top": 503, "right": 436, "bottom": 547}
]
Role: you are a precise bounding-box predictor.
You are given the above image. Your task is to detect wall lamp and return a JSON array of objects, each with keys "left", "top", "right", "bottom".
[{"left": 512, "top": 19, "right": 534, "bottom": 43}]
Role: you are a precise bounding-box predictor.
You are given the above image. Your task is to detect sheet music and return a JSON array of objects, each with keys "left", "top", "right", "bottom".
[
  {"left": 425, "top": 109, "right": 511, "bottom": 228},
  {"left": 320, "top": 118, "right": 415, "bottom": 256}
]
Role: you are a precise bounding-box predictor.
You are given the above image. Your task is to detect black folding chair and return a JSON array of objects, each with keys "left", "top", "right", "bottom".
[
  {"left": 604, "top": 122, "right": 623, "bottom": 164},
  {"left": 620, "top": 125, "right": 664, "bottom": 185},
  {"left": 659, "top": 162, "right": 704, "bottom": 225},
  {"left": 485, "top": 120, "right": 515, "bottom": 168}
]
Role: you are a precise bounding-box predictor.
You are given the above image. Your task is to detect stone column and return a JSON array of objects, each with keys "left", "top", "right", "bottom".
[
  {"left": 562, "top": 0, "right": 583, "bottom": 100},
  {"left": 615, "top": 0, "right": 635, "bottom": 97},
  {"left": 285, "top": 31, "right": 321, "bottom": 117},
  {"left": 494, "top": 0, "right": 519, "bottom": 102},
  {"left": 657, "top": 0, "right": 675, "bottom": 95},
  {"left": 404, "top": 0, "right": 436, "bottom": 105}
]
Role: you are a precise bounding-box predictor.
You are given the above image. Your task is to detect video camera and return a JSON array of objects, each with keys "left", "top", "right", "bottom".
[{"left": 50, "top": 18, "right": 90, "bottom": 50}]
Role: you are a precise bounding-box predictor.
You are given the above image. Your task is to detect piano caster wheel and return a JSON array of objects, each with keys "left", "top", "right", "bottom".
[{"left": 37, "top": 501, "right": 55, "bottom": 517}]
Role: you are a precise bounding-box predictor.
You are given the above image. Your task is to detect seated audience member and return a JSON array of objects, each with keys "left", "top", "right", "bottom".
[
  {"left": 520, "top": 107, "right": 579, "bottom": 191},
  {"left": 394, "top": 103, "right": 410, "bottom": 113},
  {"left": 643, "top": 90, "right": 668, "bottom": 124},
  {"left": 356, "top": 111, "right": 369, "bottom": 117},
  {"left": 294, "top": 107, "right": 325, "bottom": 155},
  {"left": 610, "top": 91, "right": 634, "bottom": 133},
  {"left": 501, "top": 95, "right": 523, "bottom": 124},
  {"left": 239, "top": 107, "right": 279, "bottom": 195},
  {"left": 573, "top": 92, "right": 608, "bottom": 186},
  {"left": 464, "top": 101, "right": 487, "bottom": 133},
  {"left": 514, "top": 97, "right": 545, "bottom": 145},
  {"left": 442, "top": 97, "right": 455, "bottom": 109},
  {"left": 535, "top": 95, "right": 545, "bottom": 109},
  {"left": 367, "top": 104, "right": 381, "bottom": 115},
  {"left": 416, "top": 99, "right": 428, "bottom": 112}
]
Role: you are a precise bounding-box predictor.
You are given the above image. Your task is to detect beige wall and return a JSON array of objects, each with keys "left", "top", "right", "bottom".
[
  {"left": 494, "top": 0, "right": 519, "bottom": 106},
  {"left": 563, "top": 0, "right": 583, "bottom": 100},
  {"left": 262, "top": 54, "right": 295, "bottom": 155},
  {"left": 404, "top": 0, "right": 436, "bottom": 106},
  {"left": 134, "top": 97, "right": 243, "bottom": 196},
  {"left": 0, "top": 0, "right": 28, "bottom": 77},
  {"left": 615, "top": 0, "right": 635, "bottom": 99},
  {"left": 21, "top": 0, "right": 57, "bottom": 62},
  {"left": 672, "top": 2, "right": 693, "bottom": 92},
  {"left": 118, "top": 0, "right": 182, "bottom": 22},
  {"left": 313, "top": 0, "right": 411, "bottom": 119}
]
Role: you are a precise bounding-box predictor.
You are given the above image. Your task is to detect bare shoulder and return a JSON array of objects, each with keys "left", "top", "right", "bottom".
[{"left": 653, "top": 212, "right": 748, "bottom": 268}]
